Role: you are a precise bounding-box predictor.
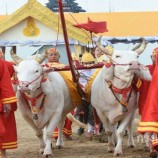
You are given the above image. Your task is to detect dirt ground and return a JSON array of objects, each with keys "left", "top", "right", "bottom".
[{"left": 7, "top": 110, "right": 150, "bottom": 158}]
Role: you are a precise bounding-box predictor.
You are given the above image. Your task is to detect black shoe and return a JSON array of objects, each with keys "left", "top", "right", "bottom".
[{"left": 77, "top": 128, "right": 84, "bottom": 135}]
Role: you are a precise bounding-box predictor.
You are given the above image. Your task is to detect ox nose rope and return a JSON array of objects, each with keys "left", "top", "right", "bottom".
[
  {"left": 18, "top": 74, "right": 43, "bottom": 87},
  {"left": 18, "top": 73, "right": 46, "bottom": 120},
  {"left": 104, "top": 55, "right": 149, "bottom": 71}
]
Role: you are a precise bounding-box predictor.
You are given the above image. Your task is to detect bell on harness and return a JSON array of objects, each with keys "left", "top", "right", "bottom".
[
  {"left": 122, "top": 106, "right": 128, "bottom": 113},
  {"left": 33, "top": 114, "right": 38, "bottom": 120}
]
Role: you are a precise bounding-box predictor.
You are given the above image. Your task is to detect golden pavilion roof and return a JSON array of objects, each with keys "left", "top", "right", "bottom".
[
  {"left": 1, "top": 0, "right": 158, "bottom": 40},
  {"left": 0, "top": 0, "right": 89, "bottom": 44}
]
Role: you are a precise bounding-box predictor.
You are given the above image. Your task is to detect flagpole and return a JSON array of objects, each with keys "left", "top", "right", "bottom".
[{"left": 58, "top": 0, "right": 86, "bottom": 99}]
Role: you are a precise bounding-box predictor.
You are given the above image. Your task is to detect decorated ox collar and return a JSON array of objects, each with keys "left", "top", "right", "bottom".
[
  {"left": 106, "top": 80, "right": 133, "bottom": 113},
  {"left": 21, "top": 92, "right": 46, "bottom": 120}
]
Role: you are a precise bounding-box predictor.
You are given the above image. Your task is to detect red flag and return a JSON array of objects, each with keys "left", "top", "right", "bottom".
[{"left": 73, "top": 18, "right": 108, "bottom": 34}]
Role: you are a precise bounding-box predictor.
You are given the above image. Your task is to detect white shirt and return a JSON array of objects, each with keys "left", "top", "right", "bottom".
[{"left": 79, "top": 69, "right": 95, "bottom": 89}]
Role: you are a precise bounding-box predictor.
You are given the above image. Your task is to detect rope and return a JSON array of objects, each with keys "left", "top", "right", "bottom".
[
  {"left": 79, "top": 72, "right": 91, "bottom": 81},
  {"left": 55, "top": 8, "right": 60, "bottom": 49}
]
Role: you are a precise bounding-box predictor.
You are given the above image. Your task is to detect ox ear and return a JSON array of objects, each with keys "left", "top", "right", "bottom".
[
  {"left": 131, "top": 37, "right": 148, "bottom": 55},
  {"left": 13, "top": 65, "right": 18, "bottom": 73},
  {"left": 10, "top": 48, "right": 23, "bottom": 64},
  {"left": 103, "top": 64, "right": 114, "bottom": 81},
  {"left": 40, "top": 74, "right": 53, "bottom": 95},
  {"left": 41, "top": 64, "right": 54, "bottom": 73},
  {"left": 96, "top": 35, "right": 102, "bottom": 46},
  {"left": 35, "top": 47, "right": 48, "bottom": 64}
]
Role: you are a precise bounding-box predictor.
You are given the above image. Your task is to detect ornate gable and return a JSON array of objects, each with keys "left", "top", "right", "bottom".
[{"left": 0, "top": 0, "right": 89, "bottom": 44}]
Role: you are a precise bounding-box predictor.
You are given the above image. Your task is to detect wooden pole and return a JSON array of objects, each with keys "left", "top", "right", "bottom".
[{"left": 58, "top": 0, "right": 86, "bottom": 99}]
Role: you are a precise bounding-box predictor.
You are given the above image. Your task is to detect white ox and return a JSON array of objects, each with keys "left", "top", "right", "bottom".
[
  {"left": 91, "top": 38, "right": 152, "bottom": 156},
  {"left": 10, "top": 50, "right": 85, "bottom": 157}
]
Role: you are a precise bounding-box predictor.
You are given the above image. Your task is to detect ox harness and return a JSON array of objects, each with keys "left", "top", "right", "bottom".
[
  {"left": 105, "top": 75, "right": 141, "bottom": 113},
  {"left": 18, "top": 74, "right": 47, "bottom": 120},
  {"left": 21, "top": 92, "right": 46, "bottom": 120},
  {"left": 106, "top": 80, "right": 133, "bottom": 112}
]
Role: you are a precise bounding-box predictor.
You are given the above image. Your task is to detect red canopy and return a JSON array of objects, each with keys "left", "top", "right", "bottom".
[{"left": 73, "top": 18, "right": 108, "bottom": 34}]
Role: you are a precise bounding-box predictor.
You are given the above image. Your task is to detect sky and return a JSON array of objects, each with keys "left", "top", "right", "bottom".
[
  {"left": 1, "top": 0, "right": 158, "bottom": 14},
  {"left": 0, "top": 0, "right": 158, "bottom": 64}
]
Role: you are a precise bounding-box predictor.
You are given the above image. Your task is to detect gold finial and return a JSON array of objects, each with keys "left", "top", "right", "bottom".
[{"left": 28, "top": 0, "right": 36, "bottom": 3}]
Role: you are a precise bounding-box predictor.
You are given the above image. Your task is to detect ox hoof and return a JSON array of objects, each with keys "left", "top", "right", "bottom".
[
  {"left": 42, "top": 153, "right": 52, "bottom": 158},
  {"left": 128, "top": 144, "right": 135, "bottom": 148},
  {"left": 113, "top": 151, "right": 123, "bottom": 157},
  {"left": 108, "top": 148, "right": 114, "bottom": 153},
  {"left": 42, "top": 155, "right": 50, "bottom": 158},
  {"left": 130, "top": 145, "right": 135, "bottom": 148},
  {"left": 150, "top": 151, "right": 158, "bottom": 158},
  {"left": 40, "top": 151, "right": 44, "bottom": 155},
  {"left": 56, "top": 145, "right": 64, "bottom": 149},
  {"left": 40, "top": 149, "right": 45, "bottom": 155},
  {"left": 42, "top": 149, "right": 52, "bottom": 158}
]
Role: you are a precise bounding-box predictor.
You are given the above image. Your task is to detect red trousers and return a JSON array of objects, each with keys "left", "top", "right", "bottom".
[
  {"left": 0, "top": 111, "right": 17, "bottom": 150},
  {"left": 53, "top": 117, "right": 72, "bottom": 138}
]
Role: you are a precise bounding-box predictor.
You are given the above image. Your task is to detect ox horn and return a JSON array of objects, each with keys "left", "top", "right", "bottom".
[
  {"left": 96, "top": 36, "right": 113, "bottom": 56},
  {"left": 132, "top": 37, "right": 147, "bottom": 55},
  {"left": 96, "top": 35, "right": 102, "bottom": 46},
  {"left": 102, "top": 45, "right": 114, "bottom": 56},
  {"left": 35, "top": 47, "right": 48, "bottom": 64},
  {"left": 10, "top": 48, "right": 23, "bottom": 64}
]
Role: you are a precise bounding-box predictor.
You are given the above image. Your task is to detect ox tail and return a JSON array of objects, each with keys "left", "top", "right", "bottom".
[{"left": 67, "top": 113, "right": 86, "bottom": 129}]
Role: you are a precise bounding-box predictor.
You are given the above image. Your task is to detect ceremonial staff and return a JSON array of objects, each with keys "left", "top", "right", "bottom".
[{"left": 57, "top": 0, "right": 86, "bottom": 100}]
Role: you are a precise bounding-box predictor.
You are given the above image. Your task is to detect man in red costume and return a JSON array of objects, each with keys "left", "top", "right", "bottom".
[
  {"left": 138, "top": 47, "right": 158, "bottom": 115},
  {"left": 47, "top": 48, "right": 73, "bottom": 140},
  {"left": 137, "top": 48, "right": 158, "bottom": 157},
  {"left": 0, "top": 53, "right": 17, "bottom": 158}
]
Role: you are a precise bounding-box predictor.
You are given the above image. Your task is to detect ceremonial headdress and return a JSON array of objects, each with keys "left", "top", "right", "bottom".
[
  {"left": 81, "top": 51, "right": 94, "bottom": 63},
  {"left": 48, "top": 48, "right": 58, "bottom": 54}
]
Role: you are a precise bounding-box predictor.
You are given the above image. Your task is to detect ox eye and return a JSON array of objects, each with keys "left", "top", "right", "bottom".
[
  {"left": 115, "top": 55, "right": 120, "bottom": 58},
  {"left": 35, "top": 70, "right": 39, "bottom": 73}
]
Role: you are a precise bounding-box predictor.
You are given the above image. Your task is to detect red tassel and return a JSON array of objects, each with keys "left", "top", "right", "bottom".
[
  {"left": 105, "top": 62, "right": 112, "bottom": 68},
  {"left": 42, "top": 64, "right": 49, "bottom": 67},
  {"left": 41, "top": 77, "right": 47, "bottom": 82},
  {"left": 12, "top": 80, "right": 19, "bottom": 85}
]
